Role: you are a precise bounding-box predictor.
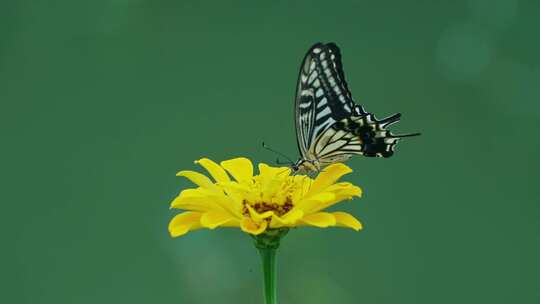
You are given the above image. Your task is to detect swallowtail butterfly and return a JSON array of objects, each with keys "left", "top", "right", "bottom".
[{"left": 293, "top": 42, "right": 419, "bottom": 173}]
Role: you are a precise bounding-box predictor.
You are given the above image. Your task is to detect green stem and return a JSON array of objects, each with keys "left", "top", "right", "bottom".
[
  {"left": 258, "top": 247, "right": 277, "bottom": 304},
  {"left": 252, "top": 228, "right": 288, "bottom": 304}
]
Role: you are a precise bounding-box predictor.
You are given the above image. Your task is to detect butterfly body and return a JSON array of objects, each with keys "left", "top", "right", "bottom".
[
  {"left": 293, "top": 159, "right": 320, "bottom": 174},
  {"left": 293, "top": 42, "right": 419, "bottom": 173}
]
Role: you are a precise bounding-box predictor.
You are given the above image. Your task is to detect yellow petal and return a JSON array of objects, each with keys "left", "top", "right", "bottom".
[
  {"left": 305, "top": 184, "right": 362, "bottom": 214},
  {"left": 171, "top": 188, "right": 244, "bottom": 219},
  {"left": 200, "top": 210, "right": 237, "bottom": 229},
  {"left": 170, "top": 188, "right": 225, "bottom": 210},
  {"left": 220, "top": 157, "right": 253, "bottom": 182},
  {"left": 168, "top": 212, "right": 203, "bottom": 237},
  {"left": 298, "top": 184, "right": 361, "bottom": 214},
  {"left": 281, "top": 209, "right": 304, "bottom": 223},
  {"left": 269, "top": 209, "right": 304, "bottom": 228},
  {"left": 333, "top": 212, "right": 363, "bottom": 231},
  {"left": 240, "top": 217, "right": 268, "bottom": 235},
  {"left": 177, "top": 188, "right": 206, "bottom": 197},
  {"left": 219, "top": 181, "right": 251, "bottom": 193},
  {"left": 308, "top": 163, "right": 352, "bottom": 196},
  {"left": 246, "top": 204, "right": 274, "bottom": 221},
  {"left": 176, "top": 170, "right": 218, "bottom": 191},
  {"left": 261, "top": 178, "right": 282, "bottom": 202},
  {"left": 291, "top": 175, "right": 313, "bottom": 203},
  {"left": 258, "top": 163, "right": 290, "bottom": 201},
  {"left": 325, "top": 182, "right": 363, "bottom": 199},
  {"left": 218, "top": 218, "right": 241, "bottom": 227},
  {"left": 195, "top": 158, "right": 231, "bottom": 183},
  {"left": 211, "top": 193, "right": 244, "bottom": 217},
  {"left": 299, "top": 212, "right": 336, "bottom": 228},
  {"left": 258, "top": 163, "right": 291, "bottom": 180},
  {"left": 295, "top": 192, "right": 336, "bottom": 214},
  {"left": 218, "top": 182, "right": 250, "bottom": 204},
  {"left": 170, "top": 195, "right": 218, "bottom": 212}
]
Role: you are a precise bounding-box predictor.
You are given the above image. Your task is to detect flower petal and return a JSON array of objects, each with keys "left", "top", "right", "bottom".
[
  {"left": 261, "top": 178, "right": 282, "bottom": 203},
  {"left": 220, "top": 157, "right": 253, "bottom": 182},
  {"left": 291, "top": 175, "right": 313, "bottom": 202},
  {"left": 300, "top": 183, "right": 362, "bottom": 214},
  {"left": 171, "top": 188, "right": 244, "bottom": 219},
  {"left": 258, "top": 163, "right": 291, "bottom": 181},
  {"left": 295, "top": 192, "right": 336, "bottom": 214},
  {"left": 168, "top": 212, "right": 203, "bottom": 237},
  {"left": 269, "top": 209, "right": 304, "bottom": 228},
  {"left": 195, "top": 158, "right": 231, "bottom": 183},
  {"left": 240, "top": 217, "right": 268, "bottom": 235},
  {"left": 308, "top": 163, "right": 353, "bottom": 196},
  {"left": 332, "top": 212, "right": 363, "bottom": 231},
  {"left": 246, "top": 204, "right": 274, "bottom": 221},
  {"left": 299, "top": 212, "right": 336, "bottom": 228},
  {"left": 170, "top": 195, "right": 217, "bottom": 212},
  {"left": 200, "top": 210, "right": 238, "bottom": 229},
  {"left": 281, "top": 209, "right": 304, "bottom": 223},
  {"left": 325, "top": 182, "right": 363, "bottom": 199},
  {"left": 176, "top": 170, "right": 218, "bottom": 191}
]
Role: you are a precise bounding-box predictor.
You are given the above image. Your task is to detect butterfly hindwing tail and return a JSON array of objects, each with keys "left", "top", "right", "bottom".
[{"left": 338, "top": 112, "right": 420, "bottom": 158}]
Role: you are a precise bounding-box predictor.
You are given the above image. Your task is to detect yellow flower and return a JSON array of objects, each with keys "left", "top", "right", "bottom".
[{"left": 168, "top": 157, "right": 363, "bottom": 237}]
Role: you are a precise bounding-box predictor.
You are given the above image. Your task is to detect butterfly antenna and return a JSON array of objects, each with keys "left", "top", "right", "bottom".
[{"left": 262, "top": 142, "right": 295, "bottom": 164}]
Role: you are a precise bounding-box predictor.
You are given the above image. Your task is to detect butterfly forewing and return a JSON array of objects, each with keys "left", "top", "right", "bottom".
[{"left": 295, "top": 43, "right": 357, "bottom": 159}]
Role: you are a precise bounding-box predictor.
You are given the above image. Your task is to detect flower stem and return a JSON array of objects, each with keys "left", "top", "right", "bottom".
[
  {"left": 258, "top": 247, "right": 277, "bottom": 304},
  {"left": 252, "top": 228, "right": 288, "bottom": 304}
]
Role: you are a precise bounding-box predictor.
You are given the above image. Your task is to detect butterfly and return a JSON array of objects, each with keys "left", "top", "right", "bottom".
[{"left": 292, "top": 42, "right": 420, "bottom": 173}]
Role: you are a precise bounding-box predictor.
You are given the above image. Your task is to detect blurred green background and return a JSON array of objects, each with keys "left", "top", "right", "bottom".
[{"left": 2, "top": 0, "right": 539, "bottom": 303}]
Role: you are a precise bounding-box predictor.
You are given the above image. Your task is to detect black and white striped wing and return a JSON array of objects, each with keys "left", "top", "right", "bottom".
[{"left": 294, "top": 43, "right": 356, "bottom": 160}]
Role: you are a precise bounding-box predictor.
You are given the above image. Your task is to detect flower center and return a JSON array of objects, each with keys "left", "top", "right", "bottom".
[{"left": 242, "top": 198, "right": 293, "bottom": 217}]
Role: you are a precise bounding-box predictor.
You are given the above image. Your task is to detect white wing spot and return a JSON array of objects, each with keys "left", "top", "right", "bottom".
[
  {"left": 365, "top": 115, "right": 374, "bottom": 123},
  {"left": 300, "top": 89, "right": 312, "bottom": 96},
  {"left": 329, "top": 77, "right": 336, "bottom": 86},
  {"left": 299, "top": 101, "right": 312, "bottom": 109},
  {"left": 317, "top": 97, "right": 328, "bottom": 108},
  {"left": 308, "top": 72, "right": 317, "bottom": 84},
  {"left": 316, "top": 106, "right": 332, "bottom": 120}
]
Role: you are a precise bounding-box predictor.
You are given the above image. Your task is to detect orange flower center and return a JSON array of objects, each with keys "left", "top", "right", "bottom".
[{"left": 242, "top": 198, "right": 294, "bottom": 217}]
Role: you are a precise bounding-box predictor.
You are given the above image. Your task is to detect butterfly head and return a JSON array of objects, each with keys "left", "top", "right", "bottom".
[{"left": 292, "top": 158, "right": 321, "bottom": 175}]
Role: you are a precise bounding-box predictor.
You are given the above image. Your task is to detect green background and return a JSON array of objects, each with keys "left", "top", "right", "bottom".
[{"left": 3, "top": 0, "right": 539, "bottom": 303}]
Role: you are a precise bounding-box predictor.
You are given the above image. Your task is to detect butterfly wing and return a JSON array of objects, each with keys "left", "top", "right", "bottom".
[
  {"left": 311, "top": 125, "right": 363, "bottom": 166},
  {"left": 294, "top": 43, "right": 356, "bottom": 161}
]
